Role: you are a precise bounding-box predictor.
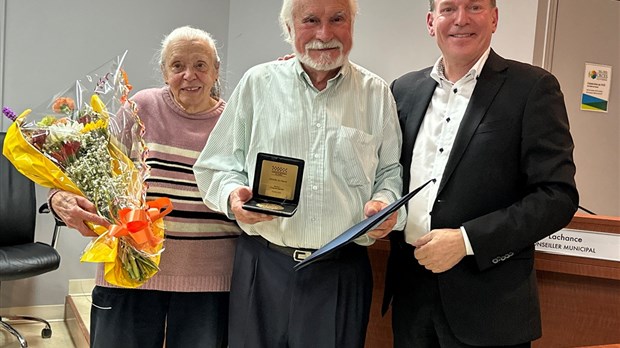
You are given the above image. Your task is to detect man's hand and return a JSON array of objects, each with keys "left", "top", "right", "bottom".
[
  {"left": 277, "top": 53, "right": 295, "bottom": 61},
  {"left": 50, "top": 191, "right": 109, "bottom": 237},
  {"left": 364, "top": 200, "right": 397, "bottom": 239},
  {"left": 229, "top": 186, "right": 275, "bottom": 224},
  {"left": 413, "top": 228, "right": 466, "bottom": 273}
]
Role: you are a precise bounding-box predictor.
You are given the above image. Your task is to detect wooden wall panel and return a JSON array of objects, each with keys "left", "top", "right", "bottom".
[
  {"left": 366, "top": 240, "right": 393, "bottom": 347},
  {"left": 533, "top": 214, "right": 620, "bottom": 347},
  {"left": 534, "top": 271, "right": 620, "bottom": 347}
]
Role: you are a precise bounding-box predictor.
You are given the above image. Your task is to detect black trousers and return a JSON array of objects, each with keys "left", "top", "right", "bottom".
[
  {"left": 391, "top": 244, "right": 531, "bottom": 348},
  {"left": 229, "top": 233, "right": 373, "bottom": 348},
  {"left": 90, "top": 286, "right": 229, "bottom": 348}
]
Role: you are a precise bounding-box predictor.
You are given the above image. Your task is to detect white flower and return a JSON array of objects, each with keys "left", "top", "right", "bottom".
[{"left": 47, "top": 122, "right": 83, "bottom": 143}]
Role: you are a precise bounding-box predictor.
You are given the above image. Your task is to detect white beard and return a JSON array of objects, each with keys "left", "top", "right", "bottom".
[{"left": 293, "top": 38, "right": 347, "bottom": 71}]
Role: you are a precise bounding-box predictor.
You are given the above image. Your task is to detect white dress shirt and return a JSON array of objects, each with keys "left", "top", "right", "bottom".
[{"left": 405, "top": 48, "right": 491, "bottom": 254}]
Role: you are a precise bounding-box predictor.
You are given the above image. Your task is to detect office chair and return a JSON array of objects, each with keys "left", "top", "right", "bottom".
[{"left": 0, "top": 131, "right": 62, "bottom": 348}]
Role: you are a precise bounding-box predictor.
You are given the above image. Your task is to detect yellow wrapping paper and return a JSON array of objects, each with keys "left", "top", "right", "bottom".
[
  {"left": 2, "top": 54, "right": 169, "bottom": 288},
  {"left": 3, "top": 113, "right": 83, "bottom": 196}
]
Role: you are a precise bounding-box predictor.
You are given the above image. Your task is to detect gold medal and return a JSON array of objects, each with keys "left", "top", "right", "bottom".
[{"left": 256, "top": 202, "right": 284, "bottom": 211}]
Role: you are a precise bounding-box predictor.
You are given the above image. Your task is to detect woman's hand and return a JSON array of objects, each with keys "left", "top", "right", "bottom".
[
  {"left": 50, "top": 191, "right": 110, "bottom": 237},
  {"left": 277, "top": 53, "right": 295, "bottom": 61}
]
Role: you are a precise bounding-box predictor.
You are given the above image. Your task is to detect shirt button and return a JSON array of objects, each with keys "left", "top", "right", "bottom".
[
  {"left": 316, "top": 123, "right": 321, "bottom": 128},
  {"left": 439, "top": 148, "right": 444, "bottom": 153},
  {"left": 446, "top": 117, "right": 451, "bottom": 123},
  {"left": 312, "top": 185, "right": 318, "bottom": 190},
  {"left": 314, "top": 153, "right": 319, "bottom": 159},
  {"left": 453, "top": 88, "right": 458, "bottom": 93}
]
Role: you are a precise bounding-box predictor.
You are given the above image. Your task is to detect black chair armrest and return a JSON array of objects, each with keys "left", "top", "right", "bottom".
[{"left": 38, "top": 203, "right": 65, "bottom": 248}]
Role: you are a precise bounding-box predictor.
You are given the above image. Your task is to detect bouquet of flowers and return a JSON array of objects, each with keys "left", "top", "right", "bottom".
[{"left": 2, "top": 52, "right": 172, "bottom": 288}]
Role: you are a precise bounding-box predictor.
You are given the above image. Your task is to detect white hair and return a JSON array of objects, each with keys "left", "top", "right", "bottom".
[
  {"left": 157, "top": 26, "right": 220, "bottom": 70},
  {"left": 279, "top": 0, "right": 358, "bottom": 43}
]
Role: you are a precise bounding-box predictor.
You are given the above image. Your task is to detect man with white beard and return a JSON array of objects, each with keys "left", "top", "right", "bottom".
[{"left": 193, "top": 0, "right": 405, "bottom": 346}]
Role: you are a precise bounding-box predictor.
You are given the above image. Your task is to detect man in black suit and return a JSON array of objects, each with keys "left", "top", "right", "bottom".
[{"left": 384, "top": 0, "right": 579, "bottom": 347}]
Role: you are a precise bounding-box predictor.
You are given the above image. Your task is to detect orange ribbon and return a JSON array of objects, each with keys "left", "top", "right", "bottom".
[{"left": 108, "top": 198, "right": 173, "bottom": 247}]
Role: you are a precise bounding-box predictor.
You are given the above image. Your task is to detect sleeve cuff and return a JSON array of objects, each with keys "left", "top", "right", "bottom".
[
  {"left": 220, "top": 183, "right": 241, "bottom": 220},
  {"left": 460, "top": 226, "right": 474, "bottom": 255},
  {"left": 46, "top": 189, "right": 64, "bottom": 222}
]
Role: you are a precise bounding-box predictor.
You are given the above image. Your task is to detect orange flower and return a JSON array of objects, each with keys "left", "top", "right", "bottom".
[{"left": 52, "top": 97, "right": 76, "bottom": 114}]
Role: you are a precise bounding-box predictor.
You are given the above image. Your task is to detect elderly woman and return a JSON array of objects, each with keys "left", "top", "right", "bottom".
[{"left": 48, "top": 26, "right": 240, "bottom": 348}]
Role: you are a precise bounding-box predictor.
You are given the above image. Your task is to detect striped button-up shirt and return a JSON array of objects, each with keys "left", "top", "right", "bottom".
[{"left": 194, "top": 58, "right": 404, "bottom": 249}]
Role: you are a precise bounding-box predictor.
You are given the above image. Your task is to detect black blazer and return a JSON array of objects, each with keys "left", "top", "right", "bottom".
[{"left": 385, "top": 50, "right": 579, "bottom": 345}]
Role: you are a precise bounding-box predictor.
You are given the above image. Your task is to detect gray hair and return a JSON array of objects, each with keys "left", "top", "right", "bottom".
[
  {"left": 279, "top": 0, "right": 359, "bottom": 43},
  {"left": 428, "top": 0, "right": 496, "bottom": 11},
  {"left": 158, "top": 26, "right": 221, "bottom": 71}
]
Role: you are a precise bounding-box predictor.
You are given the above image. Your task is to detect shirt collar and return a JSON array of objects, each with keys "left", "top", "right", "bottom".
[{"left": 430, "top": 47, "right": 491, "bottom": 86}]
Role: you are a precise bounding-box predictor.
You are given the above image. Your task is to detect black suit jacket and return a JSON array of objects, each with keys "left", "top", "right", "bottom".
[{"left": 385, "top": 50, "right": 579, "bottom": 345}]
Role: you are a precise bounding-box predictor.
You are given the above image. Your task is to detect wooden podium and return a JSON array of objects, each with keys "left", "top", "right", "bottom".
[
  {"left": 534, "top": 214, "right": 620, "bottom": 347},
  {"left": 365, "top": 239, "right": 392, "bottom": 348},
  {"left": 364, "top": 213, "right": 620, "bottom": 348}
]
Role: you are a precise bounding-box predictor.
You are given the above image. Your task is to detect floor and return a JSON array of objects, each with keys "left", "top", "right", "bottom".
[
  {"left": 0, "top": 293, "right": 91, "bottom": 348},
  {"left": 0, "top": 320, "right": 74, "bottom": 348}
]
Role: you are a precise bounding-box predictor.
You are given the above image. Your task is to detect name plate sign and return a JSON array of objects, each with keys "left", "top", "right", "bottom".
[{"left": 535, "top": 228, "right": 620, "bottom": 262}]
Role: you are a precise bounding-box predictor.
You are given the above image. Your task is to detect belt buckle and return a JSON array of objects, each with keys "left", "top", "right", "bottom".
[{"left": 293, "top": 250, "right": 312, "bottom": 262}]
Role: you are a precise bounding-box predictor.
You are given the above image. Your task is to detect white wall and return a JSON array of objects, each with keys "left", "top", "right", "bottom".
[
  {"left": 352, "top": 0, "right": 438, "bottom": 84},
  {"left": 225, "top": 0, "right": 538, "bottom": 95},
  {"left": 1, "top": 0, "right": 539, "bottom": 308},
  {"left": 548, "top": 0, "right": 620, "bottom": 216},
  {"left": 493, "top": 0, "right": 539, "bottom": 64},
  {"left": 225, "top": 0, "right": 290, "bottom": 99},
  {"left": 2, "top": 0, "right": 230, "bottom": 124}
]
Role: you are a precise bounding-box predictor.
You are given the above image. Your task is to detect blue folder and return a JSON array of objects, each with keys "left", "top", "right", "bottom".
[{"left": 294, "top": 178, "right": 435, "bottom": 271}]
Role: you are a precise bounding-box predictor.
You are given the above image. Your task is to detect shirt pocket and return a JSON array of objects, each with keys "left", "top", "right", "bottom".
[{"left": 334, "top": 126, "right": 378, "bottom": 187}]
